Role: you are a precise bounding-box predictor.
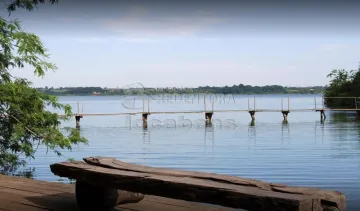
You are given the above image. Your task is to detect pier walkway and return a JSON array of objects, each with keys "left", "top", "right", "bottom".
[
  {"left": 2, "top": 96, "right": 359, "bottom": 128},
  {"left": 61, "top": 96, "right": 360, "bottom": 128}
]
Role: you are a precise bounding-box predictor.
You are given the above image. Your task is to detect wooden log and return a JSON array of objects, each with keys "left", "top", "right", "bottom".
[
  {"left": 75, "top": 180, "right": 144, "bottom": 211},
  {"left": 76, "top": 180, "right": 144, "bottom": 210},
  {"left": 83, "top": 157, "right": 346, "bottom": 211},
  {"left": 50, "top": 159, "right": 335, "bottom": 211}
]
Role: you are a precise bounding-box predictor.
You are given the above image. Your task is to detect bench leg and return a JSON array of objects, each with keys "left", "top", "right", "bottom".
[{"left": 75, "top": 180, "right": 144, "bottom": 211}]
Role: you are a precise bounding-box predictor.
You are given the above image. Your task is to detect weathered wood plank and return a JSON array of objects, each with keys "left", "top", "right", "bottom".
[
  {"left": 84, "top": 157, "right": 272, "bottom": 189},
  {"left": 0, "top": 189, "right": 76, "bottom": 211},
  {"left": 50, "top": 160, "right": 323, "bottom": 211},
  {"left": 0, "top": 198, "right": 49, "bottom": 211},
  {"left": 83, "top": 156, "right": 346, "bottom": 211},
  {"left": 0, "top": 182, "right": 74, "bottom": 197}
]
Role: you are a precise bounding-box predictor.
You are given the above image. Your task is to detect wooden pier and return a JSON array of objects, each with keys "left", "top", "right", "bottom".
[
  {"left": 62, "top": 96, "right": 360, "bottom": 128},
  {"left": 0, "top": 174, "right": 238, "bottom": 211}
]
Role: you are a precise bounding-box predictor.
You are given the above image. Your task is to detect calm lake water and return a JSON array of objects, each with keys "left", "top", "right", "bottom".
[{"left": 23, "top": 94, "right": 360, "bottom": 210}]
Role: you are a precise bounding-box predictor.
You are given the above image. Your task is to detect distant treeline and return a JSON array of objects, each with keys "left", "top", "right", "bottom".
[{"left": 35, "top": 84, "right": 325, "bottom": 96}]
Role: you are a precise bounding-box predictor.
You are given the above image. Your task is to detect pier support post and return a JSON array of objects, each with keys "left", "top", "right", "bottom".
[
  {"left": 320, "top": 110, "right": 326, "bottom": 121},
  {"left": 142, "top": 113, "right": 149, "bottom": 128},
  {"left": 205, "top": 112, "right": 213, "bottom": 122},
  {"left": 281, "top": 111, "right": 289, "bottom": 121},
  {"left": 75, "top": 115, "right": 83, "bottom": 129},
  {"left": 249, "top": 111, "right": 255, "bottom": 121},
  {"left": 357, "top": 110, "right": 360, "bottom": 118}
]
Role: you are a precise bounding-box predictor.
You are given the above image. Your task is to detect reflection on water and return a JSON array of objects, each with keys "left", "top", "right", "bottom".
[
  {"left": 5, "top": 95, "right": 360, "bottom": 210},
  {"left": 281, "top": 120, "right": 290, "bottom": 144},
  {"left": 142, "top": 126, "right": 150, "bottom": 144},
  {"left": 204, "top": 122, "right": 215, "bottom": 153}
]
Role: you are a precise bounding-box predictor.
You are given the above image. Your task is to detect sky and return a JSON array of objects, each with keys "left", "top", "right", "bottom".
[{"left": 1, "top": 0, "right": 360, "bottom": 88}]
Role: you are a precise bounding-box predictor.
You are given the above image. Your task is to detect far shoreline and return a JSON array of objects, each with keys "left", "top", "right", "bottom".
[
  {"left": 35, "top": 85, "right": 325, "bottom": 97},
  {"left": 51, "top": 92, "right": 324, "bottom": 97}
]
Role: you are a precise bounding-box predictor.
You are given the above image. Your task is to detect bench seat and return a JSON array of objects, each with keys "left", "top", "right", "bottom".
[{"left": 50, "top": 157, "right": 346, "bottom": 211}]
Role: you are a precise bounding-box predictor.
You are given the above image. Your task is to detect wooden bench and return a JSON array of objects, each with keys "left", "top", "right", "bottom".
[{"left": 50, "top": 157, "right": 346, "bottom": 211}]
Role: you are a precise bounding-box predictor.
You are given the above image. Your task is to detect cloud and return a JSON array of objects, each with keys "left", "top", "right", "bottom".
[{"left": 100, "top": 6, "right": 225, "bottom": 39}]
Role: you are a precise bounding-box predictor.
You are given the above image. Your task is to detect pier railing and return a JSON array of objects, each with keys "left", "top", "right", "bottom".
[{"left": 69, "top": 96, "right": 360, "bottom": 115}]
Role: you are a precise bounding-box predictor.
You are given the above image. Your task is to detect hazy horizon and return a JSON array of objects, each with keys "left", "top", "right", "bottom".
[
  {"left": 34, "top": 84, "right": 326, "bottom": 89},
  {"left": 2, "top": 0, "right": 360, "bottom": 88}
]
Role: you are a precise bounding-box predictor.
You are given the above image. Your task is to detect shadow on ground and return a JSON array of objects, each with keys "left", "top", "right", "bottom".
[{"left": 25, "top": 193, "right": 139, "bottom": 211}]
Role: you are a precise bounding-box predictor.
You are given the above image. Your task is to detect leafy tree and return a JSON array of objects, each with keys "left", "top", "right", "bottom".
[
  {"left": 324, "top": 64, "right": 360, "bottom": 108},
  {"left": 7, "top": 0, "right": 58, "bottom": 13},
  {"left": 0, "top": 0, "right": 87, "bottom": 173}
]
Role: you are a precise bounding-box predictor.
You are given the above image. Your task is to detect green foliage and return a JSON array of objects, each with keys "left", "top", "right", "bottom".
[
  {"left": 0, "top": 18, "right": 57, "bottom": 82},
  {"left": 0, "top": 0, "right": 87, "bottom": 173},
  {"left": 324, "top": 64, "right": 360, "bottom": 108},
  {"left": 6, "top": 0, "right": 58, "bottom": 14}
]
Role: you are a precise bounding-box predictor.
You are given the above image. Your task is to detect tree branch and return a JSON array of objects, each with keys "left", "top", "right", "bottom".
[{"left": 6, "top": 0, "right": 59, "bottom": 14}]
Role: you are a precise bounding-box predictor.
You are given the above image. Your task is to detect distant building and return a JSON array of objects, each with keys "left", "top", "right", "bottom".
[
  {"left": 309, "top": 89, "right": 314, "bottom": 94},
  {"left": 92, "top": 92, "right": 101, "bottom": 95}
]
